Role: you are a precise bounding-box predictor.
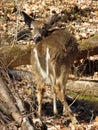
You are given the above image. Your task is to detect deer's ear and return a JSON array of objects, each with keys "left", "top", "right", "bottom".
[{"left": 22, "top": 11, "right": 34, "bottom": 27}]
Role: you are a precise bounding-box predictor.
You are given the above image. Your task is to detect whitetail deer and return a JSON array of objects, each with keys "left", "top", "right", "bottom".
[{"left": 22, "top": 11, "right": 79, "bottom": 124}]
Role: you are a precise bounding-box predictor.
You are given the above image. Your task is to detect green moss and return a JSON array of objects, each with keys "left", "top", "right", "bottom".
[
  {"left": 67, "top": 91, "right": 98, "bottom": 102},
  {"left": 67, "top": 91, "right": 98, "bottom": 111}
]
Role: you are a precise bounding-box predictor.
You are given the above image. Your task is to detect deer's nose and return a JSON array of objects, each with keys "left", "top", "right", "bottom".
[{"left": 33, "top": 34, "right": 42, "bottom": 43}]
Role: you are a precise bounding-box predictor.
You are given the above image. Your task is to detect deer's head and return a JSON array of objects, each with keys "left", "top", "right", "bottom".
[
  {"left": 22, "top": 11, "right": 45, "bottom": 42},
  {"left": 22, "top": 11, "right": 61, "bottom": 42}
]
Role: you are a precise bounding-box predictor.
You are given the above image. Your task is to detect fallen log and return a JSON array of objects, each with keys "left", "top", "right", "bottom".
[
  {"left": 8, "top": 69, "right": 98, "bottom": 99},
  {"left": 66, "top": 78, "right": 98, "bottom": 99},
  {"left": 77, "top": 32, "right": 98, "bottom": 60},
  {"left": 0, "top": 44, "right": 31, "bottom": 68},
  {"left": 0, "top": 32, "right": 98, "bottom": 68}
]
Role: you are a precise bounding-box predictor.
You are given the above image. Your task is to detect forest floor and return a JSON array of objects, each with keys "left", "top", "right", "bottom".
[{"left": 1, "top": 0, "right": 98, "bottom": 129}]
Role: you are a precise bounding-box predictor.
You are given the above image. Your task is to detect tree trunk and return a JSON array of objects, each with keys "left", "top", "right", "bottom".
[
  {"left": 0, "top": 69, "right": 36, "bottom": 129},
  {"left": 0, "top": 76, "right": 22, "bottom": 124}
]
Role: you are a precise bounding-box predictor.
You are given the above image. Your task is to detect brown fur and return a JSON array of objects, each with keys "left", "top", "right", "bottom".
[
  {"left": 22, "top": 11, "right": 79, "bottom": 124},
  {"left": 31, "top": 29, "right": 79, "bottom": 124}
]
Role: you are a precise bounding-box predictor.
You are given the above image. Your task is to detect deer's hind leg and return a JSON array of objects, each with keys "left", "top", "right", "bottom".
[
  {"left": 54, "top": 67, "right": 78, "bottom": 124},
  {"left": 51, "top": 80, "right": 58, "bottom": 115}
]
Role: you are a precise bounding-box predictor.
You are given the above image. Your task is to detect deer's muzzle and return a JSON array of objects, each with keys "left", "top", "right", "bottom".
[{"left": 33, "top": 34, "right": 42, "bottom": 43}]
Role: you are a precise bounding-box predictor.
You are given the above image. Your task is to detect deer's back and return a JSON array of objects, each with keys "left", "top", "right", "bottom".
[
  {"left": 37, "top": 29, "right": 79, "bottom": 65},
  {"left": 31, "top": 29, "right": 79, "bottom": 83}
]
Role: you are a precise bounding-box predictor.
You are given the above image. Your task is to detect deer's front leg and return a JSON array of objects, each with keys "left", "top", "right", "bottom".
[
  {"left": 51, "top": 75, "right": 58, "bottom": 115},
  {"left": 52, "top": 86, "right": 58, "bottom": 115},
  {"left": 37, "top": 84, "right": 45, "bottom": 117}
]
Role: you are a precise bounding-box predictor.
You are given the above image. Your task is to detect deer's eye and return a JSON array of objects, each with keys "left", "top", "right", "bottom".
[
  {"left": 30, "top": 27, "right": 34, "bottom": 30},
  {"left": 41, "top": 26, "right": 45, "bottom": 30}
]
